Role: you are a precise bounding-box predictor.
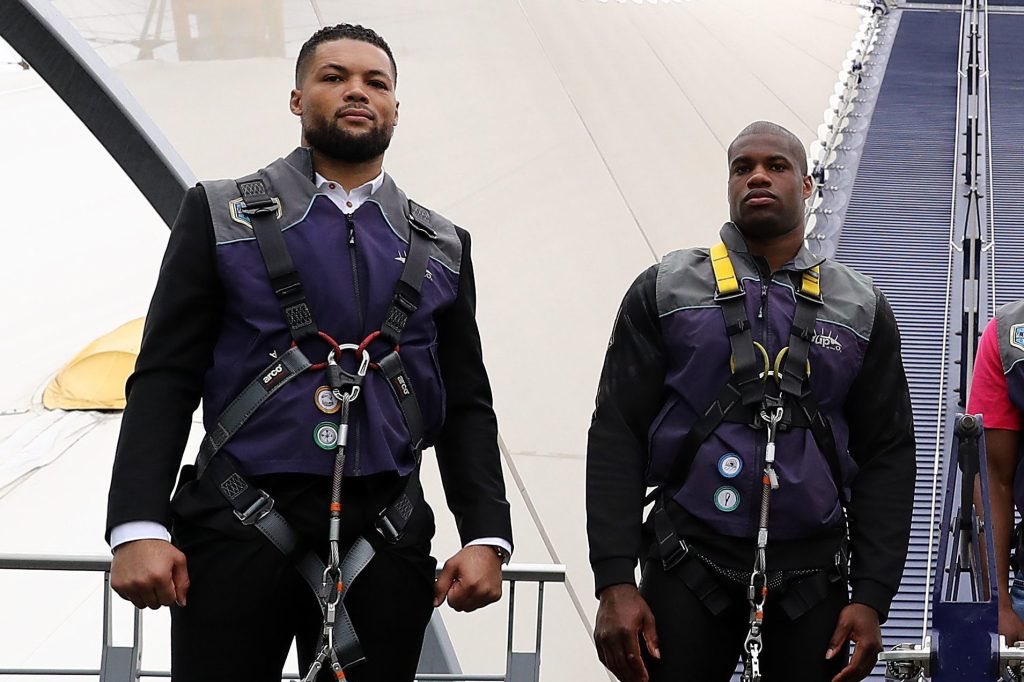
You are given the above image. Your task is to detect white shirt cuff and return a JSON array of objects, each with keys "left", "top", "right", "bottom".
[
  {"left": 466, "top": 537, "right": 512, "bottom": 556},
  {"left": 109, "top": 521, "right": 171, "bottom": 551}
]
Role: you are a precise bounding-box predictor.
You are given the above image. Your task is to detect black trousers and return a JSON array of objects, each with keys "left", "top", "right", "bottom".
[
  {"left": 639, "top": 558, "right": 849, "bottom": 682},
  {"left": 169, "top": 470, "right": 437, "bottom": 682}
]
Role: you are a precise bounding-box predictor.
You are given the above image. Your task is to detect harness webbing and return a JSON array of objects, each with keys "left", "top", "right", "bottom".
[
  {"left": 193, "top": 173, "right": 437, "bottom": 676},
  {"left": 711, "top": 243, "right": 763, "bottom": 407},
  {"left": 381, "top": 201, "right": 437, "bottom": 346},
  {"left": 655, "top": 243, "right": 833, "bottom": 498},
  {"left": 237, "top": 174, "right": 319, "bottom": 342}
]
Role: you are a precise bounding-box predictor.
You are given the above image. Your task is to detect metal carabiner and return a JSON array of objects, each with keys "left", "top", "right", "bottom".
[
  {"left": 326, "top": 344, "right": 371, "bottom": 402},
  {"left": 759, "top": 404, "right": 784, "bottom": 467}
]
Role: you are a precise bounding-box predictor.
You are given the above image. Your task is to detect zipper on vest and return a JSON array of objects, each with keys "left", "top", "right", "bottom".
[
  {"left": 346, "top": 212, "right": 364, "bottom": 475},
  {"left": 758, "top": 282, "right": 768, "bottom": 320},
  {"left": 346, "top": 214, "right": 366, "bottom": 333}
]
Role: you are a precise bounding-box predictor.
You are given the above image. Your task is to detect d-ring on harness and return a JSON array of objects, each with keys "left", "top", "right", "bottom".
[{"left": 191, "top": 172, "right": 438, "bottom": 678}]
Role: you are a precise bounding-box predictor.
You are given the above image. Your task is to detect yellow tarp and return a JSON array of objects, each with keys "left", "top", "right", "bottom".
[{"left": 42, "top": 318, "right": 143, "bottom": 411}]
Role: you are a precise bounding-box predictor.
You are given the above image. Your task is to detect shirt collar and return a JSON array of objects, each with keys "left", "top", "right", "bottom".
[{"left": 314, "top": 170, "right": 386, "bottom": 209}]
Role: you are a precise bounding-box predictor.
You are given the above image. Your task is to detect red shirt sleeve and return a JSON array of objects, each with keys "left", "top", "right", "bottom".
[{"left": 968, "top": 318, "right": 1022, "bottom": 431}]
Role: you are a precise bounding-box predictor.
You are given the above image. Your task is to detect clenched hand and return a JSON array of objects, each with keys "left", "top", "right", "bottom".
[{"left": 110, "top": 539, "right": 189, "bottom": 610}]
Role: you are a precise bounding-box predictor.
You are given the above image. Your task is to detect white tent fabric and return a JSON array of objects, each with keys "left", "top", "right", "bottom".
[{"left": 0, "top": 1, "right": 861, "bottom": 678}]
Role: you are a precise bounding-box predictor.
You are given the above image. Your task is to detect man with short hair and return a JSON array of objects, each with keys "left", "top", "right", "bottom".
[
  {"left": 586, "top": 121, "right": 915, "bottom": 681},
  {"left": 106, "top": 23, "right": 512, "bottom": 682}
]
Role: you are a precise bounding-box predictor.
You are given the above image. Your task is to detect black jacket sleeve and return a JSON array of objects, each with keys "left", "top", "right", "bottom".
[
  {"left": 105, "top": 186, "right": 224, "bottom": 539},
  {"left": 586, "top": 265, "right": 667, "bottom": 594},
  {"left": 434, "top": 228, "right": 513, "bottom": 547},
  {"left": 843, "top": 289, "right": 917, "bottom": 622}
]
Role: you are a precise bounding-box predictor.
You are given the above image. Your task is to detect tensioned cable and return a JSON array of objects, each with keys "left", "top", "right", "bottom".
[
  {"left": 497, "top": 435, "right": 597, "bottom": 652},
  {"left": 921, "top": 0, "right": 970, "bottom": 644},
  {"left": 983, "top": 0, "right": 997, "bottom": 312},
  {"left": 514, "top": 0, "right": 658, "bottom": 263},
  {"left": 631, "top": 22, "right": 727, "bottom": 151},
  {"left": 308, "top": 0, "right": 325, "bottom": 28}
]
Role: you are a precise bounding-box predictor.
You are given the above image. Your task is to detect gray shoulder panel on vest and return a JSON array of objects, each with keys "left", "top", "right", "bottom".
[
  {"left": 656, "top": 247, "right": 716, "bottom": 316},
  {"left": 817, "top": 259, "right": 877, "bottom": 341},
  {"left": 996, "top": 300, "right": 1024, "bottom": 372},
  {"left": 199, "top": 148, "right": 462, "bottom": 273},
  {"left": 371, "top": 175, "right": 462, "bottom": 275},
  {"left": 656, "top": 244, "right": 878, "bottom": 340},
  {"left": 201, "top": 151, "right": 318, "bottom": 245}
]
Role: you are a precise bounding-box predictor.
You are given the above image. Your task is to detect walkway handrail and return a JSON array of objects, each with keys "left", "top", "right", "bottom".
[{"left": 0, "top": 554, "right": 566, "bottom": 682}]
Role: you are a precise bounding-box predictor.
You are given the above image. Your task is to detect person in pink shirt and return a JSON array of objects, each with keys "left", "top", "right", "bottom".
[{"left": 968, "top": 303, "right": 1024, "bottom": 643}]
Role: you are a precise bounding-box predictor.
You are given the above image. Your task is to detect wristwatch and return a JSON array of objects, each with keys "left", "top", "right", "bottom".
[{"left": 492, "top": 545, "right": 511, "bottom": 566}]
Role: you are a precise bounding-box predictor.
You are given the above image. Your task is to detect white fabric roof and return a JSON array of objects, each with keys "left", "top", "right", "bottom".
[{"left": 0, "top": 1, "right": 861, "bottom": 677}]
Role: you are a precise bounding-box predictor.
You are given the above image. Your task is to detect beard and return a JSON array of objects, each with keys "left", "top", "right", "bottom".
[{"left": 304, "top": 114, "right": 393, "bottom": 163}]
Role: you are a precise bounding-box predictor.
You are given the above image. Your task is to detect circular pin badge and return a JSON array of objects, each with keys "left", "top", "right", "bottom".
[
  {"left": 314, "top": 386, "right": 340, "bottom": 414},
  {"left": 714, "top": 486, "right": 741, "bottom": 513},
  {"left": 314, "top": 422, "right": 340, "bottom": 450},
  {"left": 718, "top": 453, "right": 743, "bottom": 479}
]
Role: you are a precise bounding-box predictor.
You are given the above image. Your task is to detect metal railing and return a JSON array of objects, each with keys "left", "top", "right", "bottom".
[{"left": 0, "top": 554, "right": 565, "bottom": 682}]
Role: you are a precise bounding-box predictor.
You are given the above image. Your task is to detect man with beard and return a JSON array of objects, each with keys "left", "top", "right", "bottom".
[
  {"left": 105, "top": 24, "right": 512, "bottom": 682},
  {"left": 586, "top": 122, "right": 915, "bottom": 681}
]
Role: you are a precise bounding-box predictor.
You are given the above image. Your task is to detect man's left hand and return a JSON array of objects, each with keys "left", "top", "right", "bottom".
[
  {"left": 433, "top": 545, "right": 503, "bottom": 612},
  {"left": 826, "top": 603, "right": 883, "bottom": 682}
]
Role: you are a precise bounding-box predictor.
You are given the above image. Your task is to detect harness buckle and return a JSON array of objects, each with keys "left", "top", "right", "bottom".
[
  {"left": 714, "top": 288, "right": 747, "bottom": 304},
  {"left": 375, "top": 511, "right": 400, "bottom": 543},
  {"left": 240, "top": 204, "right": 278, "bottom": 216},
  {"left": 233, "top": 490, "right": 274, "bottom": 526},
  {"left": 661, "top": 535, "right": 690, "bottom": 572}
]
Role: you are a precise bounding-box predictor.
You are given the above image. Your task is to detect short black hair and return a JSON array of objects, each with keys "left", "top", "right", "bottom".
[
  {"left": 728, "top": 121, "right": 808, "bottom": 176},
  {"left": 295, "top": 24, "right": 397, "bottom": 87}
]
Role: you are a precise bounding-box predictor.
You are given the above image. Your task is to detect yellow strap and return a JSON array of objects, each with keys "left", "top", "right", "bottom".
[
  {"left": 800, "top": 265, "right": 821, "bottom": 300},
  {"left": 712, "top": 241, "right": 821, "bottom": 300},
  {"left": 710, "top": 242, "right": 740, "bottom": 296}
]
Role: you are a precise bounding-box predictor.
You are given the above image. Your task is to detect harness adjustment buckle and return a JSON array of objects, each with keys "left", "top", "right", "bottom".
[
  {"left": 233, "top": 490, "right": 275, "bottom": 526},
  {"left": 661, "top": 535, "right": 690, "bottom": 571},
  {"left": 375, "top": 512, "right": 400, "bottom": 543}
]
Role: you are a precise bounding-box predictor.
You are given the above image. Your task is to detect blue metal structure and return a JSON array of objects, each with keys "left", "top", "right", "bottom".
[
  {"left": 823, "top": 0, "right": 1024, "bottom": 678},
  {"left": 834, "top": 10, "right": 961, "bottom": 663}
]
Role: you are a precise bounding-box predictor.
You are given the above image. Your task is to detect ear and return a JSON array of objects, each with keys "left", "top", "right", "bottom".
[
  {"left": 289, "top": 88, "right": 302, "bottom": 117},
  {"left": 802, "top": 174, "right": 813, "bottom": 200},
  {"left": 394, "top": 99, "right": 400, "bottom": 125}
]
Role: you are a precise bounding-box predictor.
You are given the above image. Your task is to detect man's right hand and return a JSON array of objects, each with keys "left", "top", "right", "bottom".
[
  {"left": 594, "top": 583, "right": 660, "bottom": 682},
  {"left": 110, "top": 539, "right": 189, "bottom": 610},
  {"left": 1000, "top": 603, "right": 1024, "bottom": 645}
]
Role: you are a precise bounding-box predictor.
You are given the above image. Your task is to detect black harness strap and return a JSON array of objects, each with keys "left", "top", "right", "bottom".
[
  {"left": 380, "top": 200, "right": 437, "bottom": 346},
  {"left": 720, "top": 293, "right": 766, "bottom": 407},
  {"left": 778, "top": 280, "right": 821, "bottom": 400},
  {"left": 195, "top": 346, "right": 312, "bottom": 477},
  {"left": 236, "top": 174, "right": 319, "bottom": 342},
  {"left": 797, "top": 389, "right": 848, "bottom": 506},
  {"left": 377, "top": 352, "right": 426, "bottom": 453}
]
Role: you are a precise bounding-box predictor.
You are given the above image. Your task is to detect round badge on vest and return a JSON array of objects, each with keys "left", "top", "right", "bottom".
[
  {"left": 314, "top": 385, "right": 340, "bottom": 414},
  {"left": 717, "top": 453, "right": 743, "bottom": 478},
  {"left": 714, "top": 486, "right": 740, "bottom": 512},
  {"left": 314, "top": 421, "right": 340, "bottom": 450}
]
